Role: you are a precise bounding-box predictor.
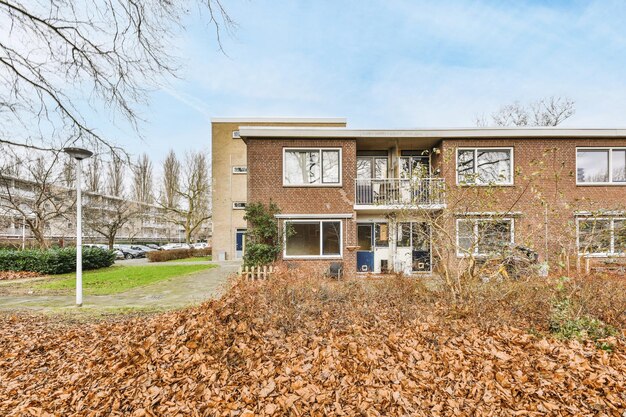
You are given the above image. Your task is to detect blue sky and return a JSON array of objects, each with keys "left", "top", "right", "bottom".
[{"left": 106, "top": 0, "right": 626, "bottom": 162}]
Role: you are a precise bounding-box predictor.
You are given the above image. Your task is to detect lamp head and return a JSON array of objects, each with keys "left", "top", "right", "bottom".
[{"left": 63, "top": 147, "right": 93, "bottom": 160}]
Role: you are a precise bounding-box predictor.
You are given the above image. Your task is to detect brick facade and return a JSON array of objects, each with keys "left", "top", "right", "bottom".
[
  {"left": 242, "top": 127, "right": 626, "bottom": 276},
  {"left": 439, "top": 138, "right": 626, "bottom": 268}
]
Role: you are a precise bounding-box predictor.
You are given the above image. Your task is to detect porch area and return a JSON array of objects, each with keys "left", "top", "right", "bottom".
[{"left": 355, "top": 217, "right": 434, "bottom": 275}]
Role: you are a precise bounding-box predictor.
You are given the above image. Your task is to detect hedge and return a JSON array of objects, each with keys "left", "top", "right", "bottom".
[
  {"left": 147, "top": 248, "right": 212, "bottom": 263},
  {"left": 0, "top": 247, "right": 116, "bottom": 275}
]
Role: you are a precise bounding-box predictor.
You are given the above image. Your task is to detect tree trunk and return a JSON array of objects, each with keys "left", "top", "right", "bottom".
[
  {"left": 108, "top": 235, "right": 115, "bottom": 250},
  {"left": 31, "top": 224, "right": 48, "bottom": 249}
]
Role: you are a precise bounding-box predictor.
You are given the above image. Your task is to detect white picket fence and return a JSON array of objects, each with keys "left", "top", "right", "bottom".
[{"left": 239, "top": 265, "right": 275, "bottom": 280}]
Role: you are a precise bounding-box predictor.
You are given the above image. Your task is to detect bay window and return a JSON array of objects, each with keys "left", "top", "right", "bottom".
[
  {"left": 283, "top": 148, "right": 341, "bottom": 186},
  {"left": 284, "top": 220, "right": 342, "bottom": 258},
  {"left": 576, "top": 148, "right": 626, "bottom": 184},
  {"left": 457, "top": 218, "right": 514, "bottom": 256},
  {"left": 457, "top": 148, "right": 513, "bottom": 185}
]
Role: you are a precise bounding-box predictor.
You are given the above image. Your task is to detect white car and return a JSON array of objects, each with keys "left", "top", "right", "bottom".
[
  {"left": 161, "top": 243, "right": 192, "bottom": 250},
  {"left": 192, "top": 242, "right": 209, "bottom": 249}
]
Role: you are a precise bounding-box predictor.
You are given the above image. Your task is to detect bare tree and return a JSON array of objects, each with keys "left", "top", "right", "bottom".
[
  {"left": 132, "top": 154, "right": 154, "bottom": 204},
  {"left": 84, "top": 194, "right": 136, "bottom": 249},
  {"left": 61, "top": 156, "right": 74, "bottom": 189},
  {"left": 84, "top": 155, "right": 137, "bottom": 248},
  {"left": 107, "top": 155, "right": 125, "bottom": 197},
  {"left": 159, "top": 150, "right": 211, "bottom": 243},
  {"left": 0, "top": 151, "right": 73, "bottom": 247},
  {"left": 84, "top": 156, "right": 102, "bottom": 193},
  {"left": 476, "top": 96, "right": 575, "bottom": 127},
  {"left": 161, "top": 150, "right": 181, "bottom": 209},
  {"left": 0, "top": 0, "right": 234, "bottom": 153}
]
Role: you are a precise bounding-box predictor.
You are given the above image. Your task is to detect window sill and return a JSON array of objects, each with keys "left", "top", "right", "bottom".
[
  {"left": 283, "top": 256, "right": 343, "bottom": 260},
  {"left": 282, "top": 184, "right": 343, "bottom": 188},
  {"left": 576, "top": 183, "right": 626, "bottom": 186},
  {"left": 456, "top": 183, "right": 515, "bottom": 187}
]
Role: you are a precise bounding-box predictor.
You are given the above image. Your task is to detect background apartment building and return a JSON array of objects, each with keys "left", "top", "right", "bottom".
[
  {"left": 211, "top": 118, "right": 346, "bottom": 260},
  {"left": 0, "top": 174, "right": 199, "bottom": 247}
]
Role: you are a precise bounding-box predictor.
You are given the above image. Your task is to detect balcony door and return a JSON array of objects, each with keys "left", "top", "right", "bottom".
[
  {"left": 357, "top": 153, "right": 388, "bottom": 180},
  {"left": 356, "top": 152, "right": 388, "bottom": 205},
  {"left": 400, "top": 152, "right": 430, "bottom": 178}
]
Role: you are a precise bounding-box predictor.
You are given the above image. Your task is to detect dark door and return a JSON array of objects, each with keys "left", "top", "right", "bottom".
[
  {"left": 356, "top": 224, "right": 374, "bottom": 272},
  {"left": 235, "top": 229, "right": 246, "bottom": 259},
  {"left": 411, "top": 222, "right": 431, "bottom": 272}
]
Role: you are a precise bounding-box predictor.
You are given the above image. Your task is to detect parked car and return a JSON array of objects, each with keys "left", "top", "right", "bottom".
[
  {"left": 84, "top": 243, "right": 108, "bottom": 250},
  {"left": 113, "top": 249, "right": 125, "bottom": 260},
  {"left": 130, "top": 244, "right": 158, "bottom": 253},
  {"left": 113, "top": 244, "right": 146, "bottom": 259},
  {"left": 161, "top": 243, "right": 191, "bottom": 250},
  {"left": 145, "top": 243, "right": 162, "bottom": 250},
  {"left": 191, "top": 242, "right": 209, "bottom": 249}
]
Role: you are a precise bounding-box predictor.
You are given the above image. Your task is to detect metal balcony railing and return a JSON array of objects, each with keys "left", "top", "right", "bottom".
[{"left": 355, "top": 178, "right": 445, "bottom": 207}]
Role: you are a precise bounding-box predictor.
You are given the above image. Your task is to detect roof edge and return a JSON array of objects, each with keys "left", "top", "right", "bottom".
[
  {"left": 239, "top": 126, "right": 626, "bottom": 139},
  {"left": 211, "top": 117, "right": 347, "bottom": 123}
]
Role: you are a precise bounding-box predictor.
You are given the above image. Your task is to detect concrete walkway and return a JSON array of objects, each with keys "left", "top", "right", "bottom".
[{"left": 0, "top": 260, "right": 241, "bottom": 313}]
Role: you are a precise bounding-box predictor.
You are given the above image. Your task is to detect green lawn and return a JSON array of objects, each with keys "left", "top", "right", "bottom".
[
  {"left": 38, "top": 264, "right": 216, "bottom": 295},
  {"left": 166, "top": 256, "right": 212, "bottom": 263}
]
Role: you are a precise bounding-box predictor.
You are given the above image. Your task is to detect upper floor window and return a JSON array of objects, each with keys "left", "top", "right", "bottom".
[
  {"left": 283, "top": 148, "right": 341, "bottom": 186},
  {"left": 456, "top": 218, "right": 514, "bottom": 257},
  {"left": 576, "top": 148, "right": 626, "bottom": 184},
  {"left": 457, "top": 148, "right": 513, "bottom": 186},
  {"left": 577, "top": 217, "right": 626, "bottom": 255}
]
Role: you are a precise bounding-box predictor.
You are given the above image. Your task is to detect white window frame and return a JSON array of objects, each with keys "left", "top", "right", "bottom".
[
  {"left": 232, "top": 201, "right": 246, "bottom": 210},
  {"left": 575, "top": 147, "right": 626, "bottom": 185},
  {"left": 456, "top": 147, "right": 514, "bottom": 186},
  {"left": 282, "top": 147, "right": 342, "bottom": 187},
  {"left": 576, "top": 217, "right": 626, "bottom": 256},
  {"left": 456, "top": 217, "right": 515, "bottom": 257},
  {"left": 283, "top": 219, "right": 343, "bottom": 259},
  {"left": 232, "top": 166, "right": 247, "bottom": 174}
]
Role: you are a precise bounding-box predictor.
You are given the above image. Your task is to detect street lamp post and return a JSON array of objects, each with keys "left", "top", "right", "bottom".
[{"left": 63, "top": 147, "right": 93, "bottom": 307}]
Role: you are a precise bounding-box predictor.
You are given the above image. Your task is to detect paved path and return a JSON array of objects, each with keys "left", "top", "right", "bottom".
[{"left": 0, "top": 261, "right": 241, "bottom": 313}]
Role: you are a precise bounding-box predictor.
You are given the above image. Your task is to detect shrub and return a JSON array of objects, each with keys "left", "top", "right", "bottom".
[
  {"left": 0, "top": 247, "right": 115, "bottom": 275},
  {"left": 243, "top": 201, "right": 283, "bottom": 267},
  {"left": 147, "top": 248, "right": 212, "bottom": 262}
]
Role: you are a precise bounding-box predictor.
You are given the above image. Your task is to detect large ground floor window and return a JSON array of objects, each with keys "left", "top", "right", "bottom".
[
  {"left": 284, "top": 220, "right": 342, "bottom": 258},
  {"left": 456, "top": 218, "right": 514, "bottom": 257},
  {"left": 577, "top": 217, "right": 626, "bottom": 255}
]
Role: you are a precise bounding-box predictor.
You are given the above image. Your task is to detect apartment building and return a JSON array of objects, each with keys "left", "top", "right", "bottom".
[
  {"left": 211, "top": 118, "right": 347, "bottom": 260},
  {"left": 0, "top": 174, "right": 190, "bottom": 246},
  {"left": 227, "top": 123, "right": 626, "bottom": 276}
]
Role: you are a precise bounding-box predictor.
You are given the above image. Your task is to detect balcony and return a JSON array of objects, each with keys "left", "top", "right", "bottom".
[{"left": 354, "top": 178, "right": 445, "bottom": 210}]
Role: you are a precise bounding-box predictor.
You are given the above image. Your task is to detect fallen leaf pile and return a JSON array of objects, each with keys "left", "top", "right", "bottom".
[
  {"left": 0, "top": 276, "right": 625, "bottom": 416},
  {"left": 0, "top": 271, "right": 41, "bottom": 281}
]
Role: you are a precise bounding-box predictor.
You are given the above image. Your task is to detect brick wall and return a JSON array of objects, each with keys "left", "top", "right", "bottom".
[
  {"left": 439, "top": 138, "right": 626, "bottom": 268},
  {"left": 246, "top": 138, "right": 358, "bottom": 275}
]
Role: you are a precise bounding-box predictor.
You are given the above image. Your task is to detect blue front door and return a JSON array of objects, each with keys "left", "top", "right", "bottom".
[
  {"left": 357, "top": 251, "right": 374, "bottom": 272},
  {"left": 235, "top": 229, "right": 246, "bottom": 259}
]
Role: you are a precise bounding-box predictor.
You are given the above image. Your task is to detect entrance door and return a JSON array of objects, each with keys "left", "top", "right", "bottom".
[
  {"left": 235, "top": 229, "right": 246, "bottom": 259},
  {"left": 356, "top": 224, "right": 374, "bottom": 272},
  {"left": 411, "top": 222, "right": 431, "bottom": 272}
]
